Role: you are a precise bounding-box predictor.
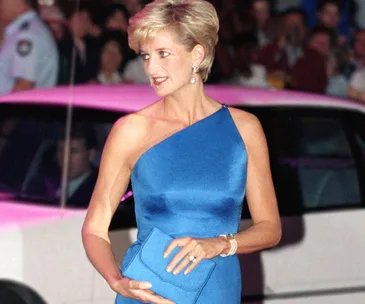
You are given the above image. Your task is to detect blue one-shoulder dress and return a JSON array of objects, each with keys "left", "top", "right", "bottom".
[{"left": 116, "top": 104, "right": 247, "bottom": 304}]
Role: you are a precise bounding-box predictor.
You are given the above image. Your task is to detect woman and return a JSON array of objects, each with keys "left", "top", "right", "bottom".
[
  {"left": 81, "top": 1, "right": 281, "bottom": 304},
  {"left": 93, "top": 31, "right": 128, "bottom": 85}
]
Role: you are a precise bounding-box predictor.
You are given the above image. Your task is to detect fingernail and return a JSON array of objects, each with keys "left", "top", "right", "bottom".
[
  {"left": 173, "top": 270, "right": 177, "bottom": 275},
  {"left": 166, "top": 267, "right": 172, "bottom": 272},
  {"left": 163, "top": 253, "right": 167, "bottom": 258},
  {"left": 184, "top": 271, "right": 188, "bottom": 275},
  {"left": 143, "top": 282, "right": 152, "bottom": 288}
]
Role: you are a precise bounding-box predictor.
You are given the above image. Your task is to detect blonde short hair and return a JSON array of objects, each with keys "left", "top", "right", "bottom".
[{"left": 128, "top": 0, "right": 219, "bottom": 82}]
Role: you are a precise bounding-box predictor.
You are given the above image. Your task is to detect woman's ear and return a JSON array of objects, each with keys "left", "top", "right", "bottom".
[{"left": 192, "top": 44, "right": 205, "bottom": 66}]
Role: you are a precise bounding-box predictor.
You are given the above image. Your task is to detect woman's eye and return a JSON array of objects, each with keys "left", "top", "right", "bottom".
[
  {"left": 160, "top": 51, "right": 169, "bottom": 58},
  {"left": 140, "top": 53, "right": 150, "bottom": 60}
]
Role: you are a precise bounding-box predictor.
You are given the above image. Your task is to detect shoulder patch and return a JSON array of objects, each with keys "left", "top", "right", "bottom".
[
  {"left": 19, "top": 21, "right": 30, "bottom": 31},
  {"left": 17, "top": 39, "right": 33, "bottom": 57}
]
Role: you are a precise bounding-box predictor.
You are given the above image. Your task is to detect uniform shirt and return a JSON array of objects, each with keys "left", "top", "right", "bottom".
[{"left": 0, "top": 10, "right": 59, "bottom": 95}]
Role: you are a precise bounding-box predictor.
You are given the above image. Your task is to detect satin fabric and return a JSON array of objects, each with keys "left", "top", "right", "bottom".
[{"left": 116, "top": 104, "right": 247, "bottom": 304}]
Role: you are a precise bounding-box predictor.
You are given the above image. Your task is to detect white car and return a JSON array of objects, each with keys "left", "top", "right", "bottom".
[{"left": 0, "top": 85, "right": 364, "bottom": 304}]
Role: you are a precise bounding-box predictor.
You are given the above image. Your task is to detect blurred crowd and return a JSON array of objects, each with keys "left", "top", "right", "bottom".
[{"left": 2, "top": 0, "right": 365, "bottom": 102}]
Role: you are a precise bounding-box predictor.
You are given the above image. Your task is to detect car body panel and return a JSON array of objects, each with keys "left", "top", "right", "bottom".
[
  {"left": 0, "top": 85, "right": 364, "bottom": 303},
  {"left": 0, "top": 84, "right": 364, "bottom": 114},
  {"left": 0, "top": 202, "right": 83, "bottom": 228}
]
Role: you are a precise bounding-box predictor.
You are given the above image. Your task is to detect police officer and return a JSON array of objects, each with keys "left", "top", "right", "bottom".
[{"left": 0, "top": 0, "right": 59, "bottom": 95}]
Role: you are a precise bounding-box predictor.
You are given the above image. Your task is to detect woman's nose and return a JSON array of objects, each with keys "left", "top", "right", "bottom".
[{"left": 145, "top": 56, "right": 160, "bottom": 76}]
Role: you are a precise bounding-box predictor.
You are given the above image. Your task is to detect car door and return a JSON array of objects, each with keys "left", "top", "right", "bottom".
[
  {"left": 0, "top": 102, "right": 138, "bottom": 304},
  {"left": 239, "top": 106, "right": 365, "bottom": 304}
]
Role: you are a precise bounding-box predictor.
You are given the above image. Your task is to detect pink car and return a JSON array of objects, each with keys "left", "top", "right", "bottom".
[{"left": 0, "top": 84, "right": 364, "bottom": 304}]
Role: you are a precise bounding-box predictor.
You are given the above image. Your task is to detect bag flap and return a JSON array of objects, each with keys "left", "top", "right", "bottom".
[{"left": 139, "top": 227, "right": 216, "bottom": 292}]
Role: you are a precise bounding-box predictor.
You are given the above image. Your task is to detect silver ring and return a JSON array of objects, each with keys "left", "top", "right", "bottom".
[{"left": 189, "top": 255, "right": 197, "bottom": 263}]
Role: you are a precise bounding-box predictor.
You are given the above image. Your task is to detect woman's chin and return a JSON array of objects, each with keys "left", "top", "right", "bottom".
[{"left": 151, "top": 85, "right": 171, "bottom": 97}]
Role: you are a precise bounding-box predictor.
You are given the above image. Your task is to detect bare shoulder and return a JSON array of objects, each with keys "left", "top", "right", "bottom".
[
  {"left": 106, "top": 101, "right": 164, "bottom": 167},
  {"left": 110, "top": 100, "right": 162, "bottom": 143},
  {"left": 226, "top": 106, "right": 264, "bottom": 140},
  {"left": 108, "top": 112, "right": 145, "bottom": 149},
  {"left": 224, "top": 106, "right": 268, "bottom": 156}
]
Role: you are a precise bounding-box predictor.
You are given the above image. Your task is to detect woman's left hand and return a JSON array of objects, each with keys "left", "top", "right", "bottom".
[{"left": 163, "top": 236, "right": 228, "bottom": 275}]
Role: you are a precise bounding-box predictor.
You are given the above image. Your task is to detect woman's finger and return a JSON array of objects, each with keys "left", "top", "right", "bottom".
[
  {"left": 166, "top": 245, "right": 193, "bottom": 273},
  {"left": 183, "top": 254, "right": 204, "bottom": 275},
  {"left": 127, "top": 279, "right": 153, "bottom": 290},
  {"left": 164, "top": 237, "right": 190, "bottom": 258},
  {"left": 172, "top": 245, "right": 202, "bottom": 275},
  {"left": 165, "top": 238, "right": 196, "bottom": 272},
  {"left": 131, "top": 289, "right": 175, "bottom": 304},
  {"left": 170, "top": 252, "right": 193, "bottom": 275}
]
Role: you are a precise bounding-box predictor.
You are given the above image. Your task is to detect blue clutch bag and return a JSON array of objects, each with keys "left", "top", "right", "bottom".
[{"left": 123, "top": 227, "right": 216, "bottom": 303}]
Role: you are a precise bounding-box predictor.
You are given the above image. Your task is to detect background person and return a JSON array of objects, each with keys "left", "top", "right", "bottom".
[
  {"left": 258, "top": 7, "right": 328, "bottom": 93},
  {"left": 27, "top": 123, "right": 98, "bottom": 208},
  {"left": 92, "top": 31, "right": 128, "bottom": 85},
  {"left": 0, "top": 0, "right": 58, "bottom": 95}
]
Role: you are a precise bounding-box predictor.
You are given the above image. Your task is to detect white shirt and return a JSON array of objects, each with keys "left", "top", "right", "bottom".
[
  {"left": 0, "top": 11, "right": 59, "bottom": 95},
  {"left": 56, "top": 170, "right": 91, "bottom": 199},
  {"left": 239, "top": 65, "right": 271, "bottom": 88},
  {"left": 225, "top": 64, "right": 271, "bottom": 89},
  {"left": 122, "top": 56, "right": 149, "bottom": 84},
  {"left": 67, "top": 170, "right": 91, "bottom": 199},
  {"left": 349, "top": 68, "right": 365, "bottom": 92},
  {"left": 97, "top": 71, "right": 122, "bottom": 85}
]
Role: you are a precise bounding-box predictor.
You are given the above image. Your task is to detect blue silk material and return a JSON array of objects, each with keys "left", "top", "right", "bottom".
[{"left": 115, "top": 105, "right": 247, "bottom": 304}]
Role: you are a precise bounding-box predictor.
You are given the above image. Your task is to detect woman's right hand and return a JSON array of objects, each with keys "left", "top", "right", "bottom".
[{"left": 110, "top": 277, "right": 175, "bottom": 304}]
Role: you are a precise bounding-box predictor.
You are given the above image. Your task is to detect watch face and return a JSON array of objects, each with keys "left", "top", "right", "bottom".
[{"left": 227, "top": 233, "right": 235, "bottom": 239}]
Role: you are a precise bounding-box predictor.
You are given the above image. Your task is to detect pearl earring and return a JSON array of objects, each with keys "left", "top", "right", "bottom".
[{"left": 190, "top": 65, "right": 198, "bottom": 84}]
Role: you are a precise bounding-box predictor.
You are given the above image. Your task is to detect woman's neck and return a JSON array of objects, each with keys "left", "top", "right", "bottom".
[{"left": 163, "top": 81, "right": 220, "bottom": 126}]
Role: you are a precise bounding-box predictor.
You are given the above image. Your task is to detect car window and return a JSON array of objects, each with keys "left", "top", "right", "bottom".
[
  {"left": 0, "top": 104, "right": 122, "bottom": 209},
  {"left": 264, "top": 111, "right": 362, "bottom": 213}
]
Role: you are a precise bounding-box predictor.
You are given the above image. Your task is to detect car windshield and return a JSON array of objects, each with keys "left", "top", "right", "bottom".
[{"left": 0, "top": 103, "right": 122, "bottom": 208}]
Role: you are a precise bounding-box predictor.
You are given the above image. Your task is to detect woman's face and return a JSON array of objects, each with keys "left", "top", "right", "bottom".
[
  {"left": 139, "top": 29, "right": 197, "bottom": 97},
  {"left": 106, "top": 10, "right": 128, "bottom": 32},
  {"left": 101, "top": 41, "right": 123, "bottom": 72}
]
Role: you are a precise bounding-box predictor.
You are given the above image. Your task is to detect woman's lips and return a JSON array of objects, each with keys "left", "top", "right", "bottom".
[{"left": 152, "top": 77, "right": 168, "bottom": 86}]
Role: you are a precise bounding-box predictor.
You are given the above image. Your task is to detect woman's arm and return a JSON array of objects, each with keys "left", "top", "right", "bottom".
[
  {"left": 230, "top": 109, "right": 282, "bottom": 254},
  {"left": 81, "top": 116, "right": 137, "bottom": 285},
  {"left": 81, "top": 116, "right": 175, "bottom": 304}
]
